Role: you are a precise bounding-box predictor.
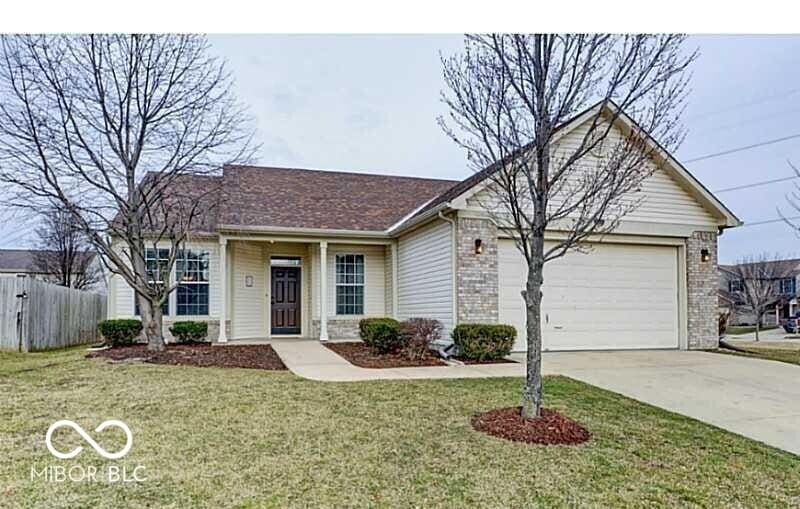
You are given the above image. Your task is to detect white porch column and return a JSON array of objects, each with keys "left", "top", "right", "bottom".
[
  {"left": 391, "top": 241, "right": 399, "bottom": 318},
  {"left": 319, "top": 241, "right": 329, "bottom": 341},
  {"left": 218, "top": 237, "right": 228, "bottom": 343}
]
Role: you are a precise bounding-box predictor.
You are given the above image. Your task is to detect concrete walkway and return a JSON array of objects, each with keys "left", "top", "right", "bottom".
[
  {"left": 270, "top": 339, "right": 526, "bottom": 381},
  {"left": 271, "top": 340, "right": 800, "bottom": 455}
]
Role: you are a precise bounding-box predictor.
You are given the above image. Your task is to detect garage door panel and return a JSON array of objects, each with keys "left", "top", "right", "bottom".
[{"left": 499, "top": 240, "right": 679, "bottom": 351}]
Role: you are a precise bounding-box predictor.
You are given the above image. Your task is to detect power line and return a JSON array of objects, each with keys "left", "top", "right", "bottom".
[
  {"left": 687, "top": 88, "right": 800, "bottom": 121},
  {"left": 739, "top": 215, "right": 800, "bottom": 228},
  {"left": 684, "top": 133, "right": 800, "bottom": 163},
  {"left": 714, "top": 175, "right": 798, "bottom": 193}
]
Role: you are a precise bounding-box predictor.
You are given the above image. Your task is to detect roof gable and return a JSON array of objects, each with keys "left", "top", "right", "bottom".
[{"left": 400, "top": 101, "right": 740, "bottom": 231}]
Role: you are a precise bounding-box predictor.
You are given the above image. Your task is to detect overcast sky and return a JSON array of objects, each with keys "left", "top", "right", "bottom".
[{"left": 3, "top": 34, "right": 800, "bottom": 263}]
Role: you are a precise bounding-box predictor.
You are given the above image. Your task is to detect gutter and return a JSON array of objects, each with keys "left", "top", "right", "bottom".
[
  {"left": 388, "top": 201, "right": 450, "bottom": 237},
  {"left": 438, "top": 210, "right": 459, "bottom": 333}
]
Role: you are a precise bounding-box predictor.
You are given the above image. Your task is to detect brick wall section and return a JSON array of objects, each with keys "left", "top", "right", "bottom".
[
  {"left": 456, "top": 217, "right": 499, "bottom": 324},
  {"left": 311, "top": 318, "right": 360, "bottom": 340},
  {"left": 686, "top": 230, "right": 719, "bottom": 349}
]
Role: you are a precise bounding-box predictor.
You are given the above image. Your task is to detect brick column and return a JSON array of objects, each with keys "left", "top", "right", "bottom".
[
  {"left": 686, "top": 230, "right": 718, "bottom": 349},
  {"left": 456, "top": 217, "right": 499, "bottom": 324}
]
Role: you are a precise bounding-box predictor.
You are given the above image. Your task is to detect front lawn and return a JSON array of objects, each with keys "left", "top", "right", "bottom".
[
  {"left": 1, "top": 348, "right": 799, "bottom": 508},
  {"left": 725, "top": 324, "right": 778, "bottom": 335},
  {"left": 716, "top": 341, "right": 800, "bottom": 366}
]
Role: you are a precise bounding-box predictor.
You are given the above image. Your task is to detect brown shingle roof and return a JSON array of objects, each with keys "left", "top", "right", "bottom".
[
  {"left": 218, "top": 165, "right": 457, "bottom": 232},
  {"left": 0, "top": 249, "right": 95, "bottom": 272}
]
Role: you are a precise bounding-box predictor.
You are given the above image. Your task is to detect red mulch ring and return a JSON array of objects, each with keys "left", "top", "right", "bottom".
[
  {"left": 472, "top": 406, "right": 590, "bottom": 445},
  {"left": 455, "top": 357, "right": 516, "bottom": 365},
  {"left": 325, "top": 341, "right": 446, "bottom": 368},
  {"left": 87, "top": 344, "right": 287, "bottom": 370}
]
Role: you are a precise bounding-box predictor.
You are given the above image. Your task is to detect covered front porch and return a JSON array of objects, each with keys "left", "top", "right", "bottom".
[{"left": 215, "top": 233, "right": 397, "bottom": 343}]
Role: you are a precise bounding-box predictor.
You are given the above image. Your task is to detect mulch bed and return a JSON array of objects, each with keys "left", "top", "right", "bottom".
[
  {"left": 325, "top": 341, "right": 446, "bottom": 368},
  {"left": 87, "top": 344, "right": 287, "bottom": 370},
  {"left": 472, "top": 406, "right": 590, "bottom": 445}
]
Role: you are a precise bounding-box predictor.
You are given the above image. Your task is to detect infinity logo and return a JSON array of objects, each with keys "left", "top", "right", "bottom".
[{"left": 45, "top": 420, "right": 133, "bottom": 460}]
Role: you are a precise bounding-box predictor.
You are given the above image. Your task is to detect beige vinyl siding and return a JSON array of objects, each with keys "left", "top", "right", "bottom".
[
  {"left": 312, "top": 244, "right": 386, "bottom": 319},
  {"left": 397, "top": 219, "right": 454, "bottom": 336},
  {"left": 466, "top": 118, "right": 718, "bottom": 228},
  {"left": 231, "top": 241, "right": 266, "bottom": 338},
  {"left": 110, "top": 240, "right": 220, "bottom": 319}
]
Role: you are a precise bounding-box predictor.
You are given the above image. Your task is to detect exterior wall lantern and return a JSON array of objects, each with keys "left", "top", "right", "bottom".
[
  {"left": 474, "top": 239, "right": 483, "bottom": 255},
  {"left": 700, "top": 248, "right": 710, "bottom": 263}
]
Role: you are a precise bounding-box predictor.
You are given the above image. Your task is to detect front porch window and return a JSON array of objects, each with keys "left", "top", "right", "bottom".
[
  {"left": 335, "top": 254, "right": 364, "bottom": 315},
  {"left": 134, "top": 248, "right": 170, "bottom": 316},
  {"left": 176, "top": 249, "right": 210, "bottom": 316}
]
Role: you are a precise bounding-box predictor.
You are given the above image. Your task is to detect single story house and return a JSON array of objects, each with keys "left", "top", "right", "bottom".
[{"left": 106, "top": 102, "right": 740, "bottom": 351}]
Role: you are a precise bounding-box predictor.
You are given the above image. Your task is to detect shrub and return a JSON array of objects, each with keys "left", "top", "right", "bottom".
[
  {"left": 169, "top": 321, "right": 208, "bottom": 343},
  {"left": 98, "top": 319, "right": 142, "bottom": 346},
  {"left": 451, "top": 324, "right": 516, "bottom": 361},
  {"left": 400, "top": 318, "right": 442, "bottom": 360},
  {"left": 359, "top": 318, "right": 403, "bottom": 354}
]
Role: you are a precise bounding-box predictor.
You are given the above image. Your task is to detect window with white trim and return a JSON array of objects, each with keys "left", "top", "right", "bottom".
[
  {"left": 135, "top": 248, "right": 170, "bottom": 316},
  {"left": 779, "top": 277, "right": 796, "bottom": 295},
  {"left": 335, "top": 254, "right": 364, "bottom": 315},
  {"left": 176, "top": 249, "right": 210, "bottom": 315},
  {"left": 729, "top": 279, "right": 743, "bottom": 293}
]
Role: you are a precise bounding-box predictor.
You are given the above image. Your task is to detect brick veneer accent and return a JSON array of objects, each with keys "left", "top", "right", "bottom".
[
  {"left": 311, "top": 318, "right": 361, "bottom": 340},
  {"left": 456, "top": 217, "right": 499, "bottom": 324},
  {"left": 686, "top": 230, "right": 719, "bottom": 349}
]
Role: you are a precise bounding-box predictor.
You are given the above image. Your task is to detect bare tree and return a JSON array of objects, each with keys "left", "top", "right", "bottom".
[
  {"left": 32, "top": 203, "right": 103, "bottom": 290},
  {"left": 440, "top": 34, "right": 695, "bottom": 418},
  {"left": 0, "top": 35, "right": 255, "bottom": 351},
  {"left": 726, "top": 255, "right": 796, "bottom": 341}
]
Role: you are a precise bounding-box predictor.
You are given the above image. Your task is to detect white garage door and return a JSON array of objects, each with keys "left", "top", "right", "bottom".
[{"left": 498, "top": 239, "right": 679, "bottom": 351}]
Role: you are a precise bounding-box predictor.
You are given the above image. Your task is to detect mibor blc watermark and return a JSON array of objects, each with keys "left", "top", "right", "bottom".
[{"left": 31, "top": 420, "right": 147, "bottom": 483}]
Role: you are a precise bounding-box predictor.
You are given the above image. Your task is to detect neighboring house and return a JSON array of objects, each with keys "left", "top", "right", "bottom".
[
  {"left": 718, "top": 260, "right": 800, "bottom": 326},
  {"left": 0, "top": 249, "right": 104, "bottom": 292},
  {"left": 107, "top": 103, "right": 740, "bottom": 351}
]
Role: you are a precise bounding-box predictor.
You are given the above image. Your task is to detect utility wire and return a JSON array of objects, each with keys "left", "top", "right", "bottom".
[
  {"left": 738, "top": 215, "right": 800, "bottom": 228},
  {"left": 687, "top": 88, "right": 800, "bottom": 121},
  {"left": 684, "top": 133, "right": 800, "bottom": 163},
  {"left": 714, "top": 175, "right": 799, "bottom": 193}
]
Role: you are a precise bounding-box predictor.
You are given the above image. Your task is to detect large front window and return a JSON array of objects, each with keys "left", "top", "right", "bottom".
[
  {"left": 335, "top": 254, "right": 364, "bottom": 315},
  {"left": 176, "top": 249, "right": 210, "bottom": 315},
  {"left": 135, "top": 248, "right": 170, "bottom": 316}
]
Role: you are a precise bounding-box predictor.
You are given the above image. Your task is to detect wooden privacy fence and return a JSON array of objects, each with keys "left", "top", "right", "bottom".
[{"left": 0, "top": 277, "right": 106, "bottom": 352}]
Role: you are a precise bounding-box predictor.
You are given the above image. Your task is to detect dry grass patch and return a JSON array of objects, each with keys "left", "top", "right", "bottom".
[{"left": 0, "top": 347, "right": 798, "bottom": 508}]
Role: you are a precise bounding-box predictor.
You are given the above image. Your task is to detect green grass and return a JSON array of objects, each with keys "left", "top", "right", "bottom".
[
  {"left": 715, "top": 344, "right": 800, "bottom": 367},
  {"left": 725, "top": 325, "right": 779, "bottom": 335},
  {"left": 1, "top": 348, "right": 799, "bottom": 508}
]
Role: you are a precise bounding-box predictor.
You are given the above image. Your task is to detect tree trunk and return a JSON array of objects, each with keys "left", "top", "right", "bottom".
[
  {"left": 755, "top": 318, "right": 760, "bottom": 342},
  {"left": 139, "top": 295, "right": 165, "bottom": 351},
  {"left": 521, "top": 256, "right": 545, "bottom": 419}
]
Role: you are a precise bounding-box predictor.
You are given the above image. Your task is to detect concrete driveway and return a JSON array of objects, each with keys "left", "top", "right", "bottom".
[{"left": 540, "top": 350, "right": 800, "bottom": 456}]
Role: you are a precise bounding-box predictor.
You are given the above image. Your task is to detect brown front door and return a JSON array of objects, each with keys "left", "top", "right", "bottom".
[{"left": 271, "top": 267, "right": 301, "bottom": 335}]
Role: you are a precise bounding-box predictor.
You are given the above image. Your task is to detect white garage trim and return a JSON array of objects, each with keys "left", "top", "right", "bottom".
[{"left": 499, "top": 237, "right": 688, "bottom": 352}]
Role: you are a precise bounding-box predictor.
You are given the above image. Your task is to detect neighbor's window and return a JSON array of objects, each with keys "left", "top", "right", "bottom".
[
  {"left": 779, "top": 277, "right": 796, "bottom": 295},
  {"left": 729, "top": 279, "right": 743, "bottom": 292},
  {"left": 335, "top": 254, "right": 364, "bottom": 315},
  {"left": 135, "top": 248, "right": 170, "bottom": 316},
  {"left": 176, "top": 249, "right": 210, "bottom": 315}
]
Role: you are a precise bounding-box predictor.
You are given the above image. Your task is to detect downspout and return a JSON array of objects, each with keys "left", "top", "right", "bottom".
[{"left": 438, "top": 210, "right": 458, "bottom": 334}]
